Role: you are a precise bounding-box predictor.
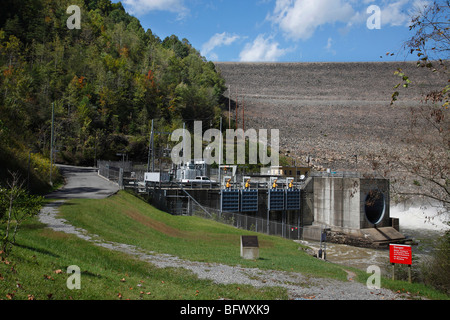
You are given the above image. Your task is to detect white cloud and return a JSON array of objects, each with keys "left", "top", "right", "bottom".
[
  {"left": 239, "top": 34, "right": 290, "bottom": 62},
  {"left": 363, "top": 0, "right": 431, "bottom": 28},
  {"left": 122, "top": 0, "right": 188, "bottom": 18},
  {"left": 268, "top": 0, "right": 425, "bottom": 40},
  {"left": 325, "top": 37, "right": 336, "bottom": 55},
  {"left": 269, "top": 0, "right": 355, "bottom": 40},
  {"left": 385, "top": 0, "right": 431, "bottom": 27},
  {"left": 201, "top": 32, "right": 241, "bottom": 59},
  {"left": 411, "top": 0, "right": 431, "bottom": 12},
  {"left": 365, "top": 0, "right": 430, "bottom": 28},
  {"left": 379, "top": 0, "right": 411, "bottom": 26},
  {"left": 325, "top": 37, "right": 333, "bottom": 50}
]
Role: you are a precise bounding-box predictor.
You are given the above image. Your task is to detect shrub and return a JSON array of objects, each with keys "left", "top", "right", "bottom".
[
  {"left": 420, "top": 227, "right": 450, "bottom": 294},
  {"left": 0, "top": 171, "right": 44, "bottom": 260}
]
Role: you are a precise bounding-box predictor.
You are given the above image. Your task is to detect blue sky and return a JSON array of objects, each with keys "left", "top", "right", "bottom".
[{"left": 115, "top": 0, "right": 431, "bottom": 62}]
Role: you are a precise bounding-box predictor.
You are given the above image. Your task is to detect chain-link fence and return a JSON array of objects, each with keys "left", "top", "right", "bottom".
[
  {"left": 97, "top": 160, "right": 142, "bottom": 188},
  {"left": 97, "top": 160, "right": 304, "bottom": 240},
  {"left": 97, "top": 161, "right": 122, "bottom": 184},
  {"left": 189, "top": 202, "right": 303, "bottom": 240}
]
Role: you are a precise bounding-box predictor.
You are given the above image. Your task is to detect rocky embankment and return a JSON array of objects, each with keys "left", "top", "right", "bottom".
[{"left": 215, "top": 62, "right": 446, "bottom": 173}]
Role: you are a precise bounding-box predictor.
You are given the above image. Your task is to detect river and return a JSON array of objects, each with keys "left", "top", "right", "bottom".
[{"left": 297, "top": 204, "right": 449, "bottom": 276}]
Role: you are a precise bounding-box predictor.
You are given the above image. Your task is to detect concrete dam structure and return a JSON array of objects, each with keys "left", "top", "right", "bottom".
[
  {"left": 136, "top": 173, "right": 405, "bottom": 248},
  {"left": 301, "top": 175, "right": 405, "bottom": 247}
]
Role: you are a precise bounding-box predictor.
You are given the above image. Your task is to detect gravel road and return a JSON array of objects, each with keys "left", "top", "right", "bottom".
[{"left": 38, "top": 165, "right": 413, "bottom": 300}]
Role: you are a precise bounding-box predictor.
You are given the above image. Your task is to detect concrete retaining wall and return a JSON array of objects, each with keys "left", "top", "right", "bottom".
[{"left": 308, "top": 176, "right": 391, "bottom": 233}]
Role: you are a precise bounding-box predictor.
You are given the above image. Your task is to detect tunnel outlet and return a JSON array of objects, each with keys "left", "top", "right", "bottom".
[{"left": 364, "top": 189, "right": 386, "bottom": 225}]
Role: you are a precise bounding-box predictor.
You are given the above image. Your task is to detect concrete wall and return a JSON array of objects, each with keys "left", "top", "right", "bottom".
[
  {"left": 301, "top": 177, "right": 315, "bottom": 226},
  {"left": 308, "top": 176, "right": 390, "bottom": 233},
  {"left": 312, "top": 177, "right": 360, "bottom": 232}
]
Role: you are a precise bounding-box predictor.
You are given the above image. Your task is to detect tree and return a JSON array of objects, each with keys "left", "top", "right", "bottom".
[
  {"left": 392, "top": 1, "right": 449, "bottom": 108},
  {"left": 162, "top": 35, "right": 190, "bottom": 59},
  {"left": 384, "top": 1, "right": 449, "bottom": 217},
  {"left": 0, "top": 171, "right": 43, "bottom": 260},
  {"left": 421, "top": 228, "right": 450, "bottom": 294},
  {"left": 375, "top": 3, "right": 450, "bottom": 295},
  {"left": 0, "top": 0, "right": 227, "bottom": 168}
]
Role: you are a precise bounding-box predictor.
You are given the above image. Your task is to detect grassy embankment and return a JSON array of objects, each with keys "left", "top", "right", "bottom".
[
  {"left": 0, "top": 140, "right": 62, "bottom": 195},
  {"left": 1, "top": 191, "right": 448, "bottom": 300}
]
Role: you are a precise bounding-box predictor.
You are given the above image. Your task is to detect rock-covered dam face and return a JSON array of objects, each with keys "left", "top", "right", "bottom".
[
  {"left": 208, "top": 61, "right": 445, "bottom": 245},
  {"left": 214, "top": 61, "right": 446, "bottom": 172},
  {"left": 118, "top": 62, "right": 444, "bottom": 247}
]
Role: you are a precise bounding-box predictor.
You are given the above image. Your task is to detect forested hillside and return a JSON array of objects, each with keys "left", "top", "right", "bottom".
[{"left": 0, "top": 0, "right": 227, "bottom": 191}]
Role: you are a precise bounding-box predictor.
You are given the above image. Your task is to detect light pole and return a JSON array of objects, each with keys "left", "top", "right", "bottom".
[{"left": 147, "top": 119, "right": 154, "bottom": 172}]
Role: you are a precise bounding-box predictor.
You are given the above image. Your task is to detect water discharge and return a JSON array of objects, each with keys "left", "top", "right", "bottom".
[
  {"left": 390, "top": 204, "right": 449, "bottom": 235},
  {"left": 298, "top": 205, "right": 448, "bottom": 276}
]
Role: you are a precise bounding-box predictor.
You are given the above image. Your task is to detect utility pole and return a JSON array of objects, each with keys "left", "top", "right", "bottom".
[
  {"left": 49, "top": 102, "right": 54, "bottom": 186},
  {"left": 242, "top": 94, "right": 245, "bottom": 132},
  {"left": 182, "top": 122, "right": 186, "bottom": 166},
  {"left": 27, "top": 150, "right": 31, "bottom": 192},
  {"left": 147, "top": 119, "right": 154, "bottom": 172},
  {"left": 235, "top": 92, "right": 238, "bottom": 130},
  {"left": 228, "top": 85, "right": 231, "bottom": 129},
  {"left": 219, "top": 117, "right": 222, "bottom": 187},
  {"left": 151, "top": 121, "right": 155, "bottom": 172}
]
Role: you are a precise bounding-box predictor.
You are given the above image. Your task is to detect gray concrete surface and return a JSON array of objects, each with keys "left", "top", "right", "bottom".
[{"left": 45, "top": 164, "right": 119, "bottom": 199}]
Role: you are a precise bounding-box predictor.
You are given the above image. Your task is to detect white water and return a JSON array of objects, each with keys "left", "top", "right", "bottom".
[
  {"left": 389, "top": 204, "right": 449, "bottom": 234},
  {"left": 300, "top": 204, "right": 448, "bottom": 274}
]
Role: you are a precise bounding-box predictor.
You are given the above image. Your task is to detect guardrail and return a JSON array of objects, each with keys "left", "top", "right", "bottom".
[{"left": 126, "top": 180, "right": 306, "bottom": 191}]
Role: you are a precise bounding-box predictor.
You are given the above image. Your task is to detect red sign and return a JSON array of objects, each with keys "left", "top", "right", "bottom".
[{"left": 390, "top": 244, "right": 412, "bottom": 265}]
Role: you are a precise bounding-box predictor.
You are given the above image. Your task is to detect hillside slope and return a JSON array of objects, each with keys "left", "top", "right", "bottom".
[{"left": 0, "top": 0, "right": 225, "bottom": 189}]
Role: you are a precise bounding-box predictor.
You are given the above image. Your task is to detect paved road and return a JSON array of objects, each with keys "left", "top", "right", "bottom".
[
  {"left": 39, "top": 164, "right": 120, "bottom": 239},
  {"left": 45, "top": 164, "right": 119, "bottom": 199}
]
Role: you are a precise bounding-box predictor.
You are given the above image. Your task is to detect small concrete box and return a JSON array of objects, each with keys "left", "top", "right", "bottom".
[{"left": 240, "top": 236, "right": 259, "bottom": 260}]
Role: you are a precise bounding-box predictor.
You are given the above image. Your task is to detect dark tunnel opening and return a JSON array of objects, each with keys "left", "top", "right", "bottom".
[{"left": 365, "top": 190, "right": 385, "bottom": 225}]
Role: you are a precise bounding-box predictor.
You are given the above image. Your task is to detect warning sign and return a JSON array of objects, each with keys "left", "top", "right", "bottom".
[{"left": 390, "top": 244, "right": 412, "bottom": 265}]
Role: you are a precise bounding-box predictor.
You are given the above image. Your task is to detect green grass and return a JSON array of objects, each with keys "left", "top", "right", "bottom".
[
  {"left": 1, "top": 191, "right": 448, "bottom": 300},
  {"left": 0, "top": 220, "right": 287, "bottom": 300},
  {"left": 58, "top": 191, "right": 350, "bottom": 281}
]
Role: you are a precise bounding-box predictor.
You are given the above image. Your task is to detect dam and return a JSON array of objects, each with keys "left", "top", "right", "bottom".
[{"left": 100, "top": 161, "right": 406, "bottom": 248}]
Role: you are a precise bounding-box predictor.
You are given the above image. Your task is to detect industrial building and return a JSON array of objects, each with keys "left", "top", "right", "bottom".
[{"left": 99, "top": 161, "right": 406, "bottom": 248}]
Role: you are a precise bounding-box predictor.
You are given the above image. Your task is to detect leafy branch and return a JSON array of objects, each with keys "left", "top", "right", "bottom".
[{"left": 391, "top": 1, "right": 449, "bottom": 108}]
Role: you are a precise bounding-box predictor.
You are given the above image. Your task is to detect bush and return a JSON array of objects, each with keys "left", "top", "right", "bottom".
[
  {"left": 420, "top": 228, "right": 450, "bottom": 294},
  {"left": 0, "top": 171, "right": 44, "bottom": 260}
]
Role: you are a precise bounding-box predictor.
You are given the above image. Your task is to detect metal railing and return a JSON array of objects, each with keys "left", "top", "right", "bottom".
[
  {"left": 188, "top": 203, "right": 303, "bottom": 240},
  {"left": 310, "top": 170, "right": 384, "bottom": 179}
]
